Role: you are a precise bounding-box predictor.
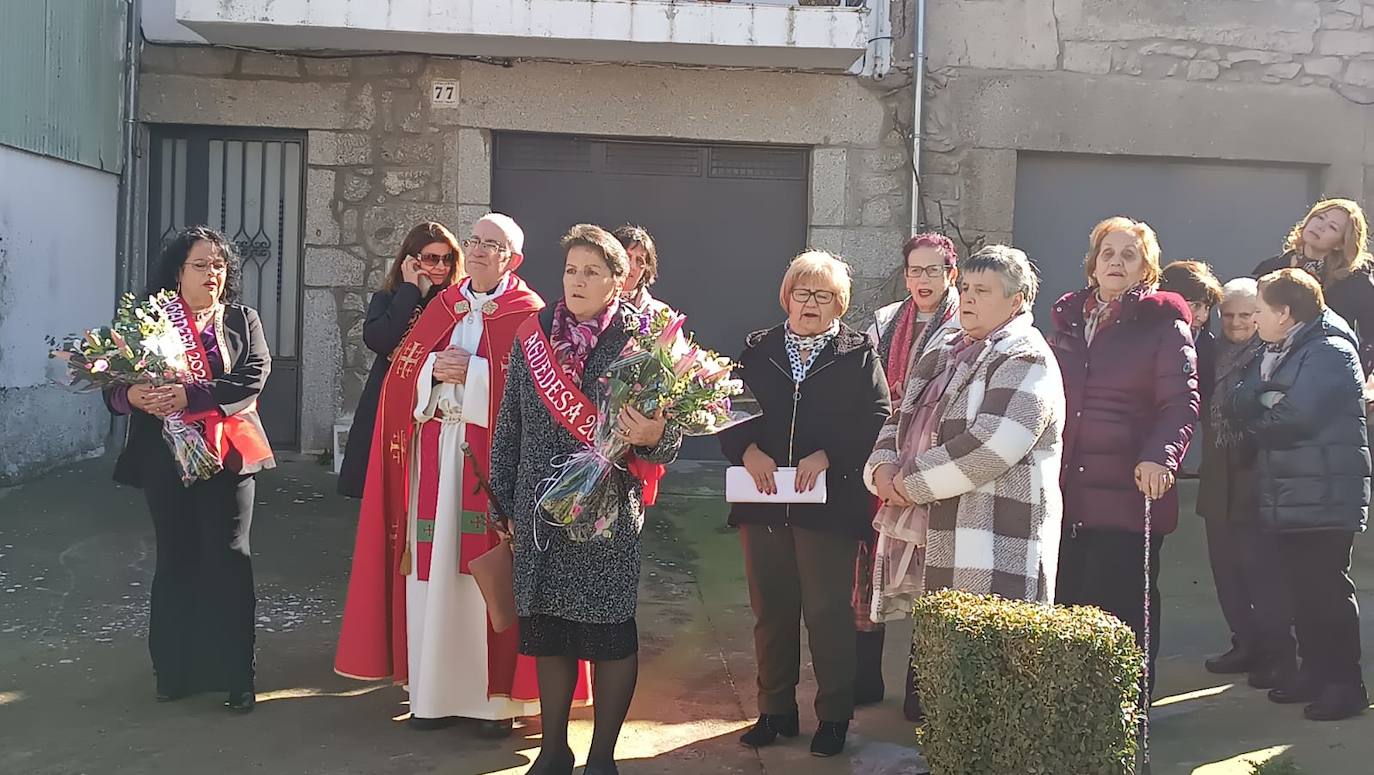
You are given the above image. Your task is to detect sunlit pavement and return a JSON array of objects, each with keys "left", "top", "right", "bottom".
[{"left": 0, "top": 459, "right": 1368, "bottom": 774}]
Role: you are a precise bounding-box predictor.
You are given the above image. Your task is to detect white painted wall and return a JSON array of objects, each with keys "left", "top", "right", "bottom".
[
  {"left": 142, "top": 0, "right": 206, "bottom": 43},
  {"left": 0, "top": 146, "right": 120, "bottom": 483}
]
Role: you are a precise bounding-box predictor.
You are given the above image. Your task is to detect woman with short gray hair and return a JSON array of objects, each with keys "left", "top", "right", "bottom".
[{"left": 864, "top": 245, "right": 1066, "bottom": 719}]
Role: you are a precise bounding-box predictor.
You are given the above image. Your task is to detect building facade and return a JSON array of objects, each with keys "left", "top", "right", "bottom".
[
  {"left": 1, "top": 0, "right": 130, "bottom": 484},
  {"left": 134, "top": 0, "right": 1372, "bottom": 457}
]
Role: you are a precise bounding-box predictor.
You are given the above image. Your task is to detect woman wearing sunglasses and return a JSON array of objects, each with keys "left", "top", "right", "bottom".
[{"left": 337, "top": 222, "right": 463, "bottom": 498}]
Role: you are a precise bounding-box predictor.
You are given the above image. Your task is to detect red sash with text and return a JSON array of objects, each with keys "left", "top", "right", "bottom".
[
  {"left": 164, "top": 295, "right": 272, "bottom": 469},
  {"left": 514, "top": 317, "right": 665, "bottom": 505}
]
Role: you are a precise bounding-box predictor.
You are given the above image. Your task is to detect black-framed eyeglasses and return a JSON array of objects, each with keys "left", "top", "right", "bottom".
[
  {"left": 904, "top": 264, "right": 949, "bottom": 279},
  {"left": 790, "top": 288, "right": 836, "bottom": 305},
  {"left": 418, "top": 252, "right": 456, "bottom": 268},
  {"left": 462, "top": 237, "right": 508, "bottom": 254}
]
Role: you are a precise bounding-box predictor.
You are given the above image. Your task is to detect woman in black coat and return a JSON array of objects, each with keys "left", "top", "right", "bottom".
[
  {"left": 337, "top": 222, "right": 462, "bottom": 497},
  {"left": 1252, "top": 199, "right": 1374, "bottom": 372},
  {"left": 720, "top": 251, "right": 890, "bottom": 758},
  {"left": 1227, "top": 268, "right": 1370, "bottom": 721},
  {"left": 105, "top": 226, "right": 275, "bottom": 711}
]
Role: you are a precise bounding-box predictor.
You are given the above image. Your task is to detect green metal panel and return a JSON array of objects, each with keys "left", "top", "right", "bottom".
[{"left": 0, "top": 0, "right": 127, "bottom": 172}]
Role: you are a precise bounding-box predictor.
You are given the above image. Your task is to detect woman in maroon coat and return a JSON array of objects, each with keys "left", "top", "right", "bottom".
[{"left": 1048, "top": 216, "right": 1200, "bottom": 688}]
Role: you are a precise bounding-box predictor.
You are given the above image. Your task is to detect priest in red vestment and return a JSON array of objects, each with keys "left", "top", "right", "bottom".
[{"left": 335, "top": 213, "right": 591, "bottom": 736}]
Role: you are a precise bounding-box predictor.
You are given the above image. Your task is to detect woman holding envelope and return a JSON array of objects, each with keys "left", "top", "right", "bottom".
[{"left": 720, "top": 250, "right": 890, "bottom": 758}]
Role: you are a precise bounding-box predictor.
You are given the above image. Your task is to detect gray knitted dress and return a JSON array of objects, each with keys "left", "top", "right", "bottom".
[{"left": 490, "top": 304, "right": 682, "bottom": 633}]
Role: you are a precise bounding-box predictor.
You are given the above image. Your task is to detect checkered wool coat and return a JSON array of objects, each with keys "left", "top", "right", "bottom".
[{"left": 863, "top": 311, "right": 1066, "bottom": 603}]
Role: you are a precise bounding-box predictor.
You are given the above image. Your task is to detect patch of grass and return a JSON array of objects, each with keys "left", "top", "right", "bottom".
[{"left": 1249, "top": 757, "right": 1303, "bottom": 775}]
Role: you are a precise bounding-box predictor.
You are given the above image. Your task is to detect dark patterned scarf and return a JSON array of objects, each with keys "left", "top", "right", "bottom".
[
  {"left": 1209, "top": 334, "right": 1265, "bottom": 448},
  {"left": 550, "top": 298, "right": 620, "bottom": 388}
]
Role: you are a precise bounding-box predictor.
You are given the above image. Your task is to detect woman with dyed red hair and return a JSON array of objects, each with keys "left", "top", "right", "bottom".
[{"left": 858, "top": 232, "right": 961, "bottom": 719}]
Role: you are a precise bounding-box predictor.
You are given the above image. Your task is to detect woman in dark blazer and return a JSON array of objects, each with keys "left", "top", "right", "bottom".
[
  {"left": 337, "top": 222, "right": 462, "bottom": 497},
  {"left": 720, "top": 250, "right": 890, "bottom": 758},
  {"left": 106, "top": 226, "right": 275, "bottom": 712}
]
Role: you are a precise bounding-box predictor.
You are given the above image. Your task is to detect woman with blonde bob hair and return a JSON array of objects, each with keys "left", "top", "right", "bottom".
[
  {"left": 1253, "top": 199, "right": 1374, "bottom": 370},
  {"left": 1048, "top": 215, "right": 1200, "bottom": 691},
  {"left": 721, "top": 250, "right": 890, "bottom": 758}
]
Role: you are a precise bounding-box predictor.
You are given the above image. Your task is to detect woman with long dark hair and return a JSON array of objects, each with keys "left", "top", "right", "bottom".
[
  {"left": 105, "top": 225, "right": 275, "bottom": 712},
  {"left": 337, "top": 222, "right": 463, "bottom": 497}
]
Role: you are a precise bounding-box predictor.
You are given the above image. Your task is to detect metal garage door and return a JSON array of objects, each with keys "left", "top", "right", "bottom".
[
  {"left": 491, "top": 132, "right": 810, "bottom": 459},
  {"left": 1013, "top": 153, "right": 1320, "bottom": 322}
]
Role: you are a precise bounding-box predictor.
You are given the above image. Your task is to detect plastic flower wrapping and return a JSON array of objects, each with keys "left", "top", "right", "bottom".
[
  {"left": 536, "top": 307, "right": 759, "bottom": 543},
  {"left": 48, "top": 290, "right": 222, "bottom": 486}
]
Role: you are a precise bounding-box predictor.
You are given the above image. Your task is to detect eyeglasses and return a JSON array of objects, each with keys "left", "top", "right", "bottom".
[
  {"left": 461, "top": 238, "right": 508, "bottom": 254},
  {"left": 187, "top": 260, "right": 229, "bottom": 274},
  {"left": 904, "top": 265, "right": 949, "bottom": 279},
  {"left": 790, "top": 289, "right": 836, "bottom": 305},
  {"left": 417, "top": 252, "right": 456, "bottom": 268}
]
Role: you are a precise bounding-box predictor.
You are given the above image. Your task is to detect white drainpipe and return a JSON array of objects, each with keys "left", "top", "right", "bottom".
[{"left": 910, "top": 0, "right": 927, "bottom": 234}]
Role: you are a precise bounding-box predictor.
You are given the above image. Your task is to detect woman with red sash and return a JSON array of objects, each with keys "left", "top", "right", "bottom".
[
  {"left": 105, "top": 226, "right": 275, "bottom": 713},
  {"left": 491, "top": 224, "right": 682, "bottom": 775}
]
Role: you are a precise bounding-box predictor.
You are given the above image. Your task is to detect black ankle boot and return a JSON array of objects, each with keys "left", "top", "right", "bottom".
[
  {"left": 854, "top": 629, "right": 886, "bottom": 706},
  {"left": 1269, "top": 671, "right": 1321, "bottom": 705},
  {"left": 582, "top": 761, "right": 620, "bottom": 775},
  {"left": 810, "top": 721, "right": 849, "bottom": 757},
  {"left": 1304, "top": 683, "right": 1369, "bottom": 721},
  {"left": 1204, "top": 643, "right": 1253, "bottom": 675},
  {"left": 739, "top": 713, "right": 800, "bottom": 748},
  {"left": 224, "top": 690, "right": 255, "bottom": 713}
]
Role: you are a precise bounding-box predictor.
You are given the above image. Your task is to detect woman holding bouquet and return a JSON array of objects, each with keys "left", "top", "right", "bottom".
[
  {"left": 720, "top": 251, "right": 890, "bottom": 757},
  {"left": 337, "top": 222, "right": 462, "bottom": 498},
  {"left": 105, "top": 225, "right": 274, "bottom": 712},
  {"left": 491, "top": 224, "right": 682, "bottom": 775}
]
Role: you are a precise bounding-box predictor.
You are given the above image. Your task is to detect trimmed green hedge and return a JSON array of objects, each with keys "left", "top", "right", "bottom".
[{"left": 912, "top": 590, "right": 1144, "bottom": 775}]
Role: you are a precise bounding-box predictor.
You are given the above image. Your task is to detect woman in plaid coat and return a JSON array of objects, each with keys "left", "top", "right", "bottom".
[{"left": 865, "top": 246, "right": 1066, "bottom": 717}]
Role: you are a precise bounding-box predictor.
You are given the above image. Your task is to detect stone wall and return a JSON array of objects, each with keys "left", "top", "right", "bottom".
[
  {"left": 140, "top": 46, "right": 912, "bottom": 449},
  {"left": 918, "top": 0, "right": 1374, "bottom": 245}
]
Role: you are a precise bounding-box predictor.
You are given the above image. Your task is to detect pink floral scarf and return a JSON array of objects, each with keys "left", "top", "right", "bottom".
[{"left": 550, "top": 298, "right": 621, "bottom": 388}]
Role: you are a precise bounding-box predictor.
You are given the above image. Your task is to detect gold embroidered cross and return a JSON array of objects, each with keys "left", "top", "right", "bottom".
[
  {"left": 389, "top": 431, "right": 406, "bottom": 465},
  {"left": 482, "top": 300, "right": 499, "bottom": 316},
  {"left": 454, "top": 300, "right": 471, "bottom": 315},
  {"left": 395, "top": 341, "right": 426, "bottom": 379}
]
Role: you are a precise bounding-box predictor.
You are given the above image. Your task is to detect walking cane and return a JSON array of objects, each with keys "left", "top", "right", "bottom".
[
  {"left": 1139, "top": 496, "right": 1154, "bottom": 774},
  {"left": 462, "top": 442, "right": 512, "bottom": 539}
]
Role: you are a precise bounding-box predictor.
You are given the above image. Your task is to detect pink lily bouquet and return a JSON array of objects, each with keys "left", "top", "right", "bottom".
[
  {"left": 48, "top": 290, "right": 222, "bottom": 485},
  {"left": 536, "top": 307, "right": 757, "bottom": 543}
]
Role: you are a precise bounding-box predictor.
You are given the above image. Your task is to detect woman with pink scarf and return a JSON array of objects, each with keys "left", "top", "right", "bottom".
[{"left": 855, "top": 233, "right": 961, "bottom": 708}]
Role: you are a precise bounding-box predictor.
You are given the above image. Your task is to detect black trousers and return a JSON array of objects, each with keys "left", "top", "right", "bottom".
[
  {"left": 1057, "top": 527, "right": 1164, "bottom": 688},
  {"left": 740, "top": 524, "right": 858, "bottom": 722},
  {"left": 1280, "top": 531, "right": 1363, "bottom": 687},
  {"left": 143, "top": 466, "right": 257, "bottom": 693},
  {"left": 1203, "top": 516, "right": 1294, "bottom": 662}
]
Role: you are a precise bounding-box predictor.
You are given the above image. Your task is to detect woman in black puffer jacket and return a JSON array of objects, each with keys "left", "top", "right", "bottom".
[{"left": 1227, "top": 268, "right": 1370, "bottom": 722}]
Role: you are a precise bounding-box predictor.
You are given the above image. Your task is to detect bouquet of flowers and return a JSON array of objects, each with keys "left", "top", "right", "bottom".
[
  {"left": 537, "top": 308, "right": 758, "bottom": 542},
  {"left": 49, "top": 290, "right": 222, "bottom": 486}
]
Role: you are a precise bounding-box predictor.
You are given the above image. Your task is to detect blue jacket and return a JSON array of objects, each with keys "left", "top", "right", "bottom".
[{"left": 1226, "top": 309, "right": 1370, "bottom": 533}]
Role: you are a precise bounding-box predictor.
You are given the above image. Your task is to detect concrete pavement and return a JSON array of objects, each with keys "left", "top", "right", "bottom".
[{"left": 0, "top": 458, "right": 1369, "bottom": 774}]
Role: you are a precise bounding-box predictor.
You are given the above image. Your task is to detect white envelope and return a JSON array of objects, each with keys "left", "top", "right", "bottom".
[{"left": 725, "top": 466, "right": 827, "bottom": 504}]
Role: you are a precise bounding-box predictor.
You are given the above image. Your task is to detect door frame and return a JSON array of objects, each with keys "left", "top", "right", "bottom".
[{"left": 145, "top": 124, "right": 308, "bottom": 449}]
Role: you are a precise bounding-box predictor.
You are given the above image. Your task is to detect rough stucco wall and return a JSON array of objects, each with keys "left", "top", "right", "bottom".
[
  {"left": 0, "top": 146, "right": 118, "bottom": 484},
  {"left": 140, "top": 47, "right": 911, "bottom": 450},
  {"left": 918, "top": 0, "right": 1374, "bottom": 245}
]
